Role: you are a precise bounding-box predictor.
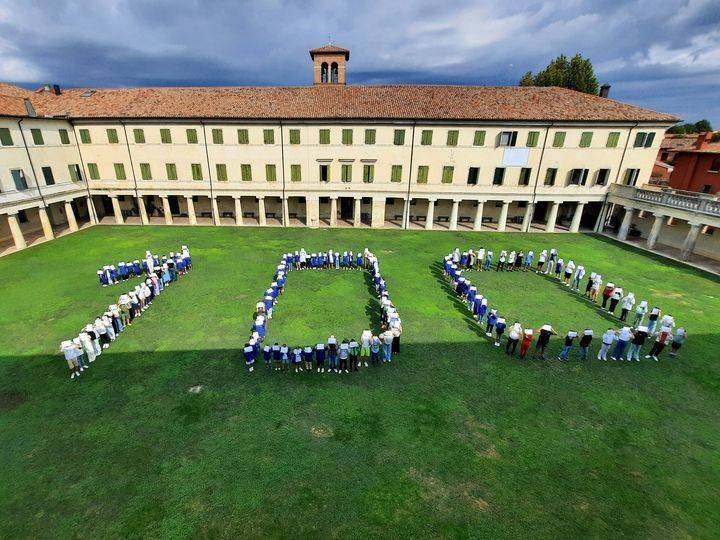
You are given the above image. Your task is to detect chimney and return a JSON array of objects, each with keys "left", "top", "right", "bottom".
[
  {"left": 52, "top": 84, "right": 61, "bottom": 95},
  {"left": 694, "top": 131, "right": 713, "bottom": 150},
  {"left": 599, "top": 84, "right": 611, "bottom": 98}
]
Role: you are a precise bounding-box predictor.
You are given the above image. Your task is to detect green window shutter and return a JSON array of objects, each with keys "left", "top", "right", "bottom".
[
  {"left": 67, "top": 164, "right": 79, "bottom": 182},
  {"left": 0, "top": 127, "right": 14, "bottom": 146},
  {"left": 552, "top": 131, "right": 566, "bottom": 148},
  {"left": 633, "top": 132, "right": 645, "bottom": 148},
  {"left": 166, "top": 163, "right": 177, "bottom": 181},
  {"left": 87, "top": 163, "right": 99, "bottom": 180},
  {"left": 391, "top": 165, "right": 403, "bottom": 182},
  {"left": 393, "top": 129, "right": 405, "bottom": 146},
  {"left": 544, "top": 168, "right": 556, "bottom": 186},
  {"left": 441, "top": 166, "right": 454, "bottom": 184},
  {"left": 133, "top": 128, "right": 145, "bottom": 144},
  {"left": 263, "top": 129, "right": 275, "bottom": 144},
  {"left": 212, "top": 128, "right": 224, "bottom": 144},
  {"left": 106, "top": 128, "right": 119, "bottom": 144},
  {"left": 421, "top": 130, "right": 433, "bottom": 145},
  {"left": 644, "top": 132, "right": 656, "bottom": 147},
  {"left": 31, "top": 128, "right": 44, "bottom": 145},
  {"left": 160, "top": 128, "right": 172, "bottom": 144},
  {"left": 364, "top": 129, "right": 376, "bottom": 145},
  {"left": 606, "top": 132, "right": 620, "bottom": 148},
  {"left": 139, "top": 163, "right": 151, "bottom": 180},
  {"left": 237, "top": 129, "right": 249, "bottom": 144},
  {"left": 341, "top": 164, "right": 352, "bottom": 182},
  {"left": 473, "top": 130, "right": 486, "bottom": 146},
  {"left": 216, "top": 163, "right": 228, "bottom": 181},
  {"left": 363, "top": 164, "right": 374, "bottom": 183},
  {"left": 241, "top": 164, "right": 252, "bottom": 182},
  {"left": 417, "top": 165, "right": 429, "bottom": 184},
  {"left": 58, "top": 129, "right": 70, "bottom": 144},
  {"left": 319, "top": 129, "right": 330, "bottom": 144},
  {"left": 342, "top": 129, "right": 353, "bottom": 145},
  {"left": 290, "top": 164, "right": 301, "bottom": 182},
  {"left": 265, "top": 164, "right": 277, "bottom": 182},
  {"left": 289, "top": 129, "right": 300, "bottom": 145},
  {"left": 579, "top": 131, "right": 593, "bottom": 147},
  {"left": 113, "top": 163, "right": 126, "bottom": 180},
  {"left": 79, "top": 129, "right": 91, "bottom": 144},
  {"left": 446, "top": 130, "right": 458, "bottom": 147},
  {"left": 186, "top": 129, "right": 198, "bottom": 144},
  {"left": 526, "top": 131, "right": 539, "bottom": 147},
  {"left": 191, "top": 163, "right": 203, "bottom": 181}
]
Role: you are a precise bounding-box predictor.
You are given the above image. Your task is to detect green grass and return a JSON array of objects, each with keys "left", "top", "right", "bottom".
[{"left": 0, "top": 225, "right": 719, "bottom": 538}]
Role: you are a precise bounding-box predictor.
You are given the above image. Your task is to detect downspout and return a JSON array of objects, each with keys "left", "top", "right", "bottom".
[
  {"left": 120, "top": 121, "right": 142, "bottom": 224},
  {"left": 17, "top": 118, "right": 48, "bottom": 210},
  {"left": 279, "top": 120, "right": 287, "bottom": 227},
  {"left": 403, "top": 121, "right": 416, "bottom": 229},
  {"left": 529, "top": 122, "right": 553, "bottom": 222},
  {"left": 71, "top": 120, "right": 98, "bottom": 223},
  {"left": 200, "top": 121, "right": 217, "bottom": 225}
]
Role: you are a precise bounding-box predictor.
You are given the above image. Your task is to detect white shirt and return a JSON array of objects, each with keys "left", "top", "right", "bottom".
[{"left": 618, "top": 327, "right": 633, "bottom": 341}]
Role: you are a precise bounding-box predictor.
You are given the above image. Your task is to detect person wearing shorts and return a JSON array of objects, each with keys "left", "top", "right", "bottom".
[
  {"left": 360, "top": 329, "right": 372, "bottom": 367},
  {"left": 669, "top": 327, "right": 686, "bottom": 357}
]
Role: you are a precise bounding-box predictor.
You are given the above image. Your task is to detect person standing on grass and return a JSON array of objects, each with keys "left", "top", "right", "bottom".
[
  {"left": 536, "top": 249, "right": 547, "bottom": 273},
  {"left": 669, "top": 327, "right": 686, "bottom": 357},
  {"left": 381, "top": 330, "right": 394, "bottom": 363},
  {"left": 263, "top": 344, "right": 272, "bottom": 369},
  {"left": 303, "top": 345, "right": 314, "bottom": 371},
  {"left": 563, "top": 260, "right": 575, "bottom": 286},
  {"left": 78, "top": 329, "right": 97, "bottom": 364},
  {"left": 507, "top": 251, "right": 516, "bottom": 271},
  {"left": 485, "top": 309, "right": 498, "bottom": 337},
  {"left": 515, "top": 250, "right": 524, "bottom": 271},
  {"left": 271, "top": 343, "right": 281, "bottom": 371},
  {"left": 532, "top": 324, "right": 556, "bottom": 360},
  {"left": 484, "top": 251, "right": 494, "bottom": 271},
  {"left": 554, "top": 258, "right": 564, "bottom": 280},
  {"left": 626, "top": 326, "right": 648, "bottom": 362},
  {"left": 506, "top": 321, "right": 522, "bottom": 356},
  {"left": 467, "top": 249, "right": 476, "bottom": 269},
  {"left": 598, "top": 328, "right": 616, "bottom": 361},
  {"left": 519, "top": 328, "right": 534, "bottom": 359},
  {"left": 349, "top": 338, "right": 360, "bottom": 372},
  {"left": 633, "top": 300, "right": 648, "bottom": 327},
  {"left": 243, "top": 342, "right": 256, "bottom": 372},
  {"left": 371, "top": 334, "right": 381, "bottom": 366},
  {"left": 610, "top": 326, "right": 633, "bottom": 360},
  {"left": 497, "top": 250, "right": 507, "bottom": 272},
  {"left": 494, "top": 317, "right": 507, "bottom": 347},
  {"left": 477, "top": 298, "right": 489, "bottom": 324},
  {"left": 589, "top": 274, "right": 602, "bottom": 302},
  {"left": 571, "top": 265, "right": 585, "bottom": 291},
  {"left": 60, "top": 340, "right": 83, "bottom": 380},
  {"left": 647, "top": 307, "right": 661, "bottom": 333},
  {"left": 299, "top": 248, "right": 308, "bottom": 269},
  {"left": 315, "top": 342, "right": 326, "bottom": 373},
  {"left": 601, "top": 282, "right": 615, "bottom": 309},
  {"left": 360, "top": 329, "right": 372, "bottom": 367},
  {"left": 339, "top": 340, "right": 350, "bottom": 373},
  {"left": 524, "top": 250, "right": 534, "bottom": 272},
  {"left": 608, "top": 286, "right": 624, "bottom": 315},
  {"left": 545, "top": 248, "right": 557, "bottom": 275},
  {"left": 291, "top": 345, "right": 302, "bottom": 372},
  {"left": 646, "top": 326, "right": 672, "bottom": 361},
  {"left": 558, "top": 330, "right": 578, "bottom": 360},
  {"left": 467, "top": 285, "right": 477, "bottom": 312},
  {"left": 327, "top": 335, "right": 338, "bottom": 372},
  {"left": 619, "top": 292, "right": 635, "bottom": 322},
  {"left": 579, "top": 329, "right": 593, "bottom": 360},
  {"left": 476, "top": 247, "right": 485, "bottom": 271},
  {"left": 585, "top": 272, "right": 596, "bottom": 297}
]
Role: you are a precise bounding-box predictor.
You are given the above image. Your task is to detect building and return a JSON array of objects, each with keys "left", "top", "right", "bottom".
[
  {"left": 4, "top": 43, "right": 717, "bottom": 264},
  {"left": 668, "top": 132, "right": 720, "bottom": 194}
]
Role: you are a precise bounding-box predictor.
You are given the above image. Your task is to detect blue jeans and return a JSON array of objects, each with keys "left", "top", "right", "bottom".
[
  {"left": 484, "top": 260, "right": 491, "bottom": 270},
  {"left": 328, "top": 353, "right": 337, "bottom": 369},
  {"left": 627, "top": 343, "right": 642, "bottom": 361},
  {"left": 612, "top": 340, "right": 629, "bottom": 359},
  {"left": 647, "top": 319, "right": 657, "bottom": 333},
  {"left": 559, "top": 345, "right": 572, "bottom": 359},
  {"left": 571, "top": 277, "right": 581, "bottom": 289},
  {"left": 579, "top": 346, "right": 589, "bottom": 360},
  {"left": 382, "top": 343, "right": 392, "bottom": 362}
]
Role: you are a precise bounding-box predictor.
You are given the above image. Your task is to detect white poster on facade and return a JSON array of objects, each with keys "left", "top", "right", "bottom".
[{"left": 501, "top": 148, "right": 530, "bottom": 167}]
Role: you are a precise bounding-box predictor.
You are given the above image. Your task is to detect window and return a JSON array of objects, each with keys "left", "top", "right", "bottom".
[
  {"left": 421, "top": 130, "right": 433, "bottom": 145},
  {"left": 364, "top": 129, "right": 376, "bottom": 145},
  {"left": 211, "top": 128, "right": 223, "bottom": 144},
  {"left": 133, "top": 128, "right": 145, "bottom": 144},
  {"left": 69, "top": 164, "right": 82, "bottom": 182},
  {"left": 341, "top": 164, "right": 352, "bottom": 182},
  {"left": 544, "top": 168, "right": 557, "bottom": 186},
  {"left": 237, "top": 129, "right": 249, "bottom": 144},
  {"left": 191, "top": 163, "right": 203, "bottom": 181},
  {"left": 17, "top": 209, "right": 28, "bottom": 223},
  {"left": 160, "top": 128, "right": 172, "bottom": 144},
  {"left": 709, "top": 158, "right": 720, "bottom": 172},
  {"left": 493, "top": 167, "right": 505, "bottom": 185},
  {"left": 319, "top": 129, "right": 330, "bottom": 145},
  {"left": 58, "top": 129, "right": 70, "bottom": 145},
  {"left": 634, "top": 132, "right": 655, "bottom": 148},
  {"left": 0, "top": 127, "right": 13, "bottom": 146},
  {"left": 263, "top": 129, "right": 275, "bottom": 145},
  {"left": 526, "top": 131, "right": 539, "bottom": 147},
  {"left": 216, "top": 164, "right": 228, "bottom": 182},
  {"left": 319, "top": 164, "right": 329, "bottom": 182},
  {"left": 31, "top": 128, "right": 44, "bottom": 145},
  {"left": 290, "top": 164, "right": 302, "bottom": 182},
  {"left": 579, "top": 132, "right": 593, "bottom": 148},
  {"left": 363, "top": 164, "right": 374, "bottom": 183},
  {"left": 394, "top": 129, "right": 405, "bottom": 146},
  {"left": 623, "top": 168, "right": 640, "bottom": 186},
  {"left": 467, "top": 167, "right": 479, "bottom": 185},
  {"left": 569, "top": 168, "right": 589, "bottom": 185},
  {"left": 87, "top": 163, "right": 100, "bottom": 180},
  {"left": 606, "top": 132, "right": 620, "bottom": 148},
  {"left": 446, "top": 130, "right": 459, "bottom": 146},
  {"left": 391, "top": 165, "right": 403, "bottom": 183},
  {"left": 11, "top": 169, "right": 28, "bottom": 190},
  {"left": 441, "top": 166, "right": 454, "bottom": 184},
  {"left": 596, "top": 168, "right": 610, "bottom": 185},
  {"left": 139, "top": 163, "right": 152, "bottom": 180},
  {"left": 166, "top": 163, "right": 177, "bottom": 181},
  {"left": 106, "top": 128, "right": 119, "bottom": 144},
  {"left": 473, "top": 130, "right": 486, "bottom": 146},
  {"left": 519, "top": 167, "right": 532, "bottom": 186},
  {"left": 417, "top": 165, "right": 429, "bottom": 184},
  {"left": 114, "top": 163, "right": 126, "bottom": 180},
  {"left": 289, "top": 129, "right": 300, "bottom": 145},
  {"left": 79, "top": 129, "right": 91, "bottom": 144},
  {"left": 265, "top": 164, "right": 277, "bottom": 182},
  {"left": 41, "top": 166, "right": 55, "bottom": 185},
  {"left": 342, "top": 129, "right": 353, "bottom": 145},
  {"left": 499, "top": 131, "right": 518, "bottom": 147},
  {"left": 552, "top": 131, "right": 566, "bottom": 148},
  {"left": 186, "top": 129, "right": 198, "bottom": 144},
  {"left": 241, "top": 164, "right": 251, "bottom": 182},
  {"left": 701, "top": 184, "right": 712, "bottom": 193}
]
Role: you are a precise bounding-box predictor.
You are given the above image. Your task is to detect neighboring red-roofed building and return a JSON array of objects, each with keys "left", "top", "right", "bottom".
[{"left": 668, "top": 132, "right": 720, "bottom": 194}]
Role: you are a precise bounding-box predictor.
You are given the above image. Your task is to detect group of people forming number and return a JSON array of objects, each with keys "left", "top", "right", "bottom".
[{"left": 444, "top": 247, "right": 687, "bottom": 362}]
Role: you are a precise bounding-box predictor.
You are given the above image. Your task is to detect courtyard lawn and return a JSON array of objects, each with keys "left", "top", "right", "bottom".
[{"left": 0, "top": 225, "right": 719, "bottom": 538}]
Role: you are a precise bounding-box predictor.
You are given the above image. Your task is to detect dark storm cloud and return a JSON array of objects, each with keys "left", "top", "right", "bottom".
[{"left": 0, "top": 0, "right": 718, "bottom": 123}]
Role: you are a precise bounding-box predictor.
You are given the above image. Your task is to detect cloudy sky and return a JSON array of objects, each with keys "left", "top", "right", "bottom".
[{"left": 1, "top": 0, "right": 718, "bottom": 125}]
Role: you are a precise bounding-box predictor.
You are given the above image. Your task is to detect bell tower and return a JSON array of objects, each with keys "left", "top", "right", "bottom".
[{"left": 309, "top": 44, "right": 350, "bottom": 85}]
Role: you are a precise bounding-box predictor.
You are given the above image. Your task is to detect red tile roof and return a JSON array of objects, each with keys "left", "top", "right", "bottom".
[
  {"left": 309, "top": 45, "right": 350, "bottom": 60},
  {"left": 0, "top": 84, "right": 31, "bottom": 117},
  {"left": 660, "top": 134, "right": 698, "bottom": 152},
  {"left": 1, "top": 82, "right": 679, "bottom": 123}
]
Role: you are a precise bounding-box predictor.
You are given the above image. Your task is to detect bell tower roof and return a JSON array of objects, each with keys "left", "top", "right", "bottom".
[
  {"left": 309, "top": 44, "right": 350, "bottom": 60},
  {"left": 310, "top": 43, "right": 349, "bottom": 85}
]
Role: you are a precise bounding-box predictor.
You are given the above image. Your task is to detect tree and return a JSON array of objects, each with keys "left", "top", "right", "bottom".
[
  {"left": 567, "top": 54, "right": 599, "bottom": 95},
  {"left": 518, "top": 53, "right": 599, "bottom": 95},
  {"left": 534, "top": 54, "right": 569, "bottom": 88},
  {"left": 519, "top": 71, "right": 535, "bottom": 87},
  {"left": 694, "top": 119, "right": 713, "bottom": 132}
]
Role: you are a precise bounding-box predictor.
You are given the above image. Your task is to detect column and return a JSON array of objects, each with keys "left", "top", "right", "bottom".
[
  {"left": 257, "top": 197, "right": 266, "bottom": 226},
  {"left": 646, "top": 213, "right": 665, "bottom": 249},
  {"left": 680, "top": 222, "right": 702, "bottom": 261},
  {"left": 617, "top": 206, "right": 634, "bottom": 241},
  {"left": 211, "top": 197, "right": 220, "bottom": 225},
  {"left": 110, "top": 195, "right": 124, "bottom": 224},
  {"left": 329, "top": 197, "right": 338, "bottom": 227},
  {"left": 186, "top": 196, "right": 197, "bottom": 225},
  {"left": 306, "top": 196, "right": 320, "bottom": 228},
  {"left": 38, "top": 206, "right": 54, "bottom": 239},
  {"left": 497, "top": 201, "right": 509, "bottom": 232},
  {"left": 569, "top": 202, "right": 586, "bottom": 233},
  {"left": 234, "top": 197, "right": 243, "bottom": 226},
  {"left": 449, "top": 200, "right": 460, "bottom": 231},
  {"left": 545, "top": 201, "right": 561, "bottom": 233},
  {"left": 353, "top": 197, "right": 362, "bottom": 227},
  {"left": 371, "top": 197, "right": 386, "bottom": 229},
  {"left": 64, "top": 200, "right": 78, "bottom": 232},
  {"left": 593, "top": 203, "right": 607, "bottom": 233},
  {"left": 6, "top": 213, "right": 27, "bottom": 250},
  {"left": 137, "top": 196, "right": 148, "bottom": 225},
  {"left": 86, "top": 197, "right": 98, "bottom": 225},
  {"left": 521, "top": 202, "right": 534, "bottom": 232},
  {"left": 473, "top": 200, "right": 485, "bottom": 231},
  {"left": 162, "top": 196, "right": 173, "bottom": 225},
  {"left": 425, "top": 199, "right": 435, "bottom": 231}
]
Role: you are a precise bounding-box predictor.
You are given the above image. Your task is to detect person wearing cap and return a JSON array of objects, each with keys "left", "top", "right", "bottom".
[
  {"left": 558, "top": 330, "right": 578, "bottom": 360},
  {"left": 519, "top": 328, "right": 534, "bottom": 359},
  {"left": 626, "top": 326, "right": 649, "bottom": 362},
  {"left": 506, "top": 321, "right": 522, "bottom": 356},
  {"left": 60, "top": 340, "right": 84, "bottom": 379},
  {"left": 327, "top": 335, "right": 338, "bottom": 372},
  {"left": 633, "top": 300, "right": 648, "bottom": 327},
  {"left": 243, "top": 342, "right": 256, "bottom": 372},
  {"left": 610, "top": 326, "right": 633, "bottom": 360},
  {"left": 578, "top": 329, "right": 593, "bottom": 360},
  {"left": 532, "top": 324, "right": 556, "bottom": 360},
  {"left": 619, "top": 292, "right": 635, "bottom": 322}
]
